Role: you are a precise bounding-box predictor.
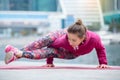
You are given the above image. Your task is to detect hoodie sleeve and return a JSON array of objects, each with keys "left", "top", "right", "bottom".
[
  {"left": 46, "top": 57, "right": 54, "bottom": 64},
  {"left": 95, "top": 35, "right": 108, "bottom": 65}
]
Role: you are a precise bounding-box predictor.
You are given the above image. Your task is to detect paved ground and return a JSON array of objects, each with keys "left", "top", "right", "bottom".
[{"left": 0, "top": 61, "right": 120, "bottom": 80}]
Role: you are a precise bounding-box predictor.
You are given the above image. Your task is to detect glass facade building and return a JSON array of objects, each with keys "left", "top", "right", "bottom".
[
  {"left": 0, "top": 0, "right": 59, "bottom": 11},
  {"left": 117, "top": 0, "right": 120, "bottom": 10},
  {"left": 0, "top": 0, "right": 119, "bottom": 37},
  {"left": 100, "top": 0, "right": 120, "bottom": 25},
  {"left": 0, "top": 0, "right": 63, "bottom": 37},
  {"left": 100, "top": 0, "right": 120, "bottom": 13}
]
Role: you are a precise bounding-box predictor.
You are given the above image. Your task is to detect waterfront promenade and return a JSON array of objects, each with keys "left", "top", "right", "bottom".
[{"left": 0, "top": 61, "right": 120, "bottom": 80}]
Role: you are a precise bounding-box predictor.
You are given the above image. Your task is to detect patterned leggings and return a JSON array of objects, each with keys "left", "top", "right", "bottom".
[
  {"left": 21, "top": 47, "right": 76, "bottom": 60},
  {"left": 20, "top": 30, "right": 77, "bottom": 63}
]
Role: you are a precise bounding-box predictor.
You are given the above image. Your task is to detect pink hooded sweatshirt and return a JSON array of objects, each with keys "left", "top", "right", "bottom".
[{"left": 47, "top": 30, "right": 107, "bottom": 65}]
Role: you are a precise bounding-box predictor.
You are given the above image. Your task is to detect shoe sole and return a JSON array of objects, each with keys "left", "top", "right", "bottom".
[{"left": 4, "top": 52, "right": 14, "bottom": 64}]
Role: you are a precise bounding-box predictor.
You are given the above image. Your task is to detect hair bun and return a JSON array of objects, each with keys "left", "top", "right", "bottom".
[{"left": 75, "top": 19, "right": 82, "bottom": 25}]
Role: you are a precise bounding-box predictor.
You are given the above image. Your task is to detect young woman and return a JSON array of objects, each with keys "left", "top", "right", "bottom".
[{"left": 4, "top": 19, "right": 108, "bottom": 68}]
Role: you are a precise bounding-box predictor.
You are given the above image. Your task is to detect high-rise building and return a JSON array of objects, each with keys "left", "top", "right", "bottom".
[
  {"left": 0, "top": 0, "right": 63, "bottom": 37},
  {"left": 1, "top": 0, "right": 118, "bottom": 37},
  {"left": 100, "top": 0, "right": 120, "bottom": 25},
  {"left": 0, "top": 0, "right": 59, "bottom": 11}
]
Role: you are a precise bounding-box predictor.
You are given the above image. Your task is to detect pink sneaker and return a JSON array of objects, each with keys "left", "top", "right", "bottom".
[{"left": 4, "top": 45, "right": 21, "bottom": 64}]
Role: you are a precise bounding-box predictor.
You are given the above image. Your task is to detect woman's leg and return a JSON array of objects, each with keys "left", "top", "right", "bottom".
[
  {"left": 21, "top": 47, "right": 58, "bottom": 60},
  {"left": 55, "top": 48, "right": 76, "bottom": 59},
  {"left": 4, "top": 45, "right": 58, "bottom": 64},
  {"left": 46, "top": 47, "right": 77, "bottom": 66},
  {"left": 5, "top": 45, "right": 76, "bottom": 64},
  {"left": 23, "top": 47, "right": 77, "bottom": 68}
]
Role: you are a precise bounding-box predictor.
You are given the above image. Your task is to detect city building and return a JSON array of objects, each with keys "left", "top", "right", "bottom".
[
  {"left": 0, "top": 0, "right": 64, "bottom": 37},
  {"left": 100, "top": 0, "right": 120, "bottom": 32},
  {"left": 1, "top": 0, "right": 118, "bottom": 37}
]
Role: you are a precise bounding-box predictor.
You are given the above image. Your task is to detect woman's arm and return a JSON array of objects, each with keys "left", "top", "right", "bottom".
[
  {"left": 95, "top": 35, "right": 108, "bottom": 68},
  {"left": 95, "top": 35, "right": 108, "bottom": 65}
]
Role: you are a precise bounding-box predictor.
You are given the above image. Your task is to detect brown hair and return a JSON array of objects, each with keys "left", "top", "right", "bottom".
[{"left": 67, "top": 19, "right": 87, "bottom": 38}]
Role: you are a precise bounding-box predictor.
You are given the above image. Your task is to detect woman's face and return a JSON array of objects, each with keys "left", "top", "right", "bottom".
[{"left": 67, "top": 32, "right": 84, "bottom": 47}]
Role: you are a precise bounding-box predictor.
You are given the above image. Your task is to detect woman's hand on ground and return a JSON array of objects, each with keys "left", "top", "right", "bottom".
[
  {"left": 97, "top": 64, "right": 109, "bottom": 68},
  {"left": 42, "top": 64, "right": 55, "bottom": 67}
]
